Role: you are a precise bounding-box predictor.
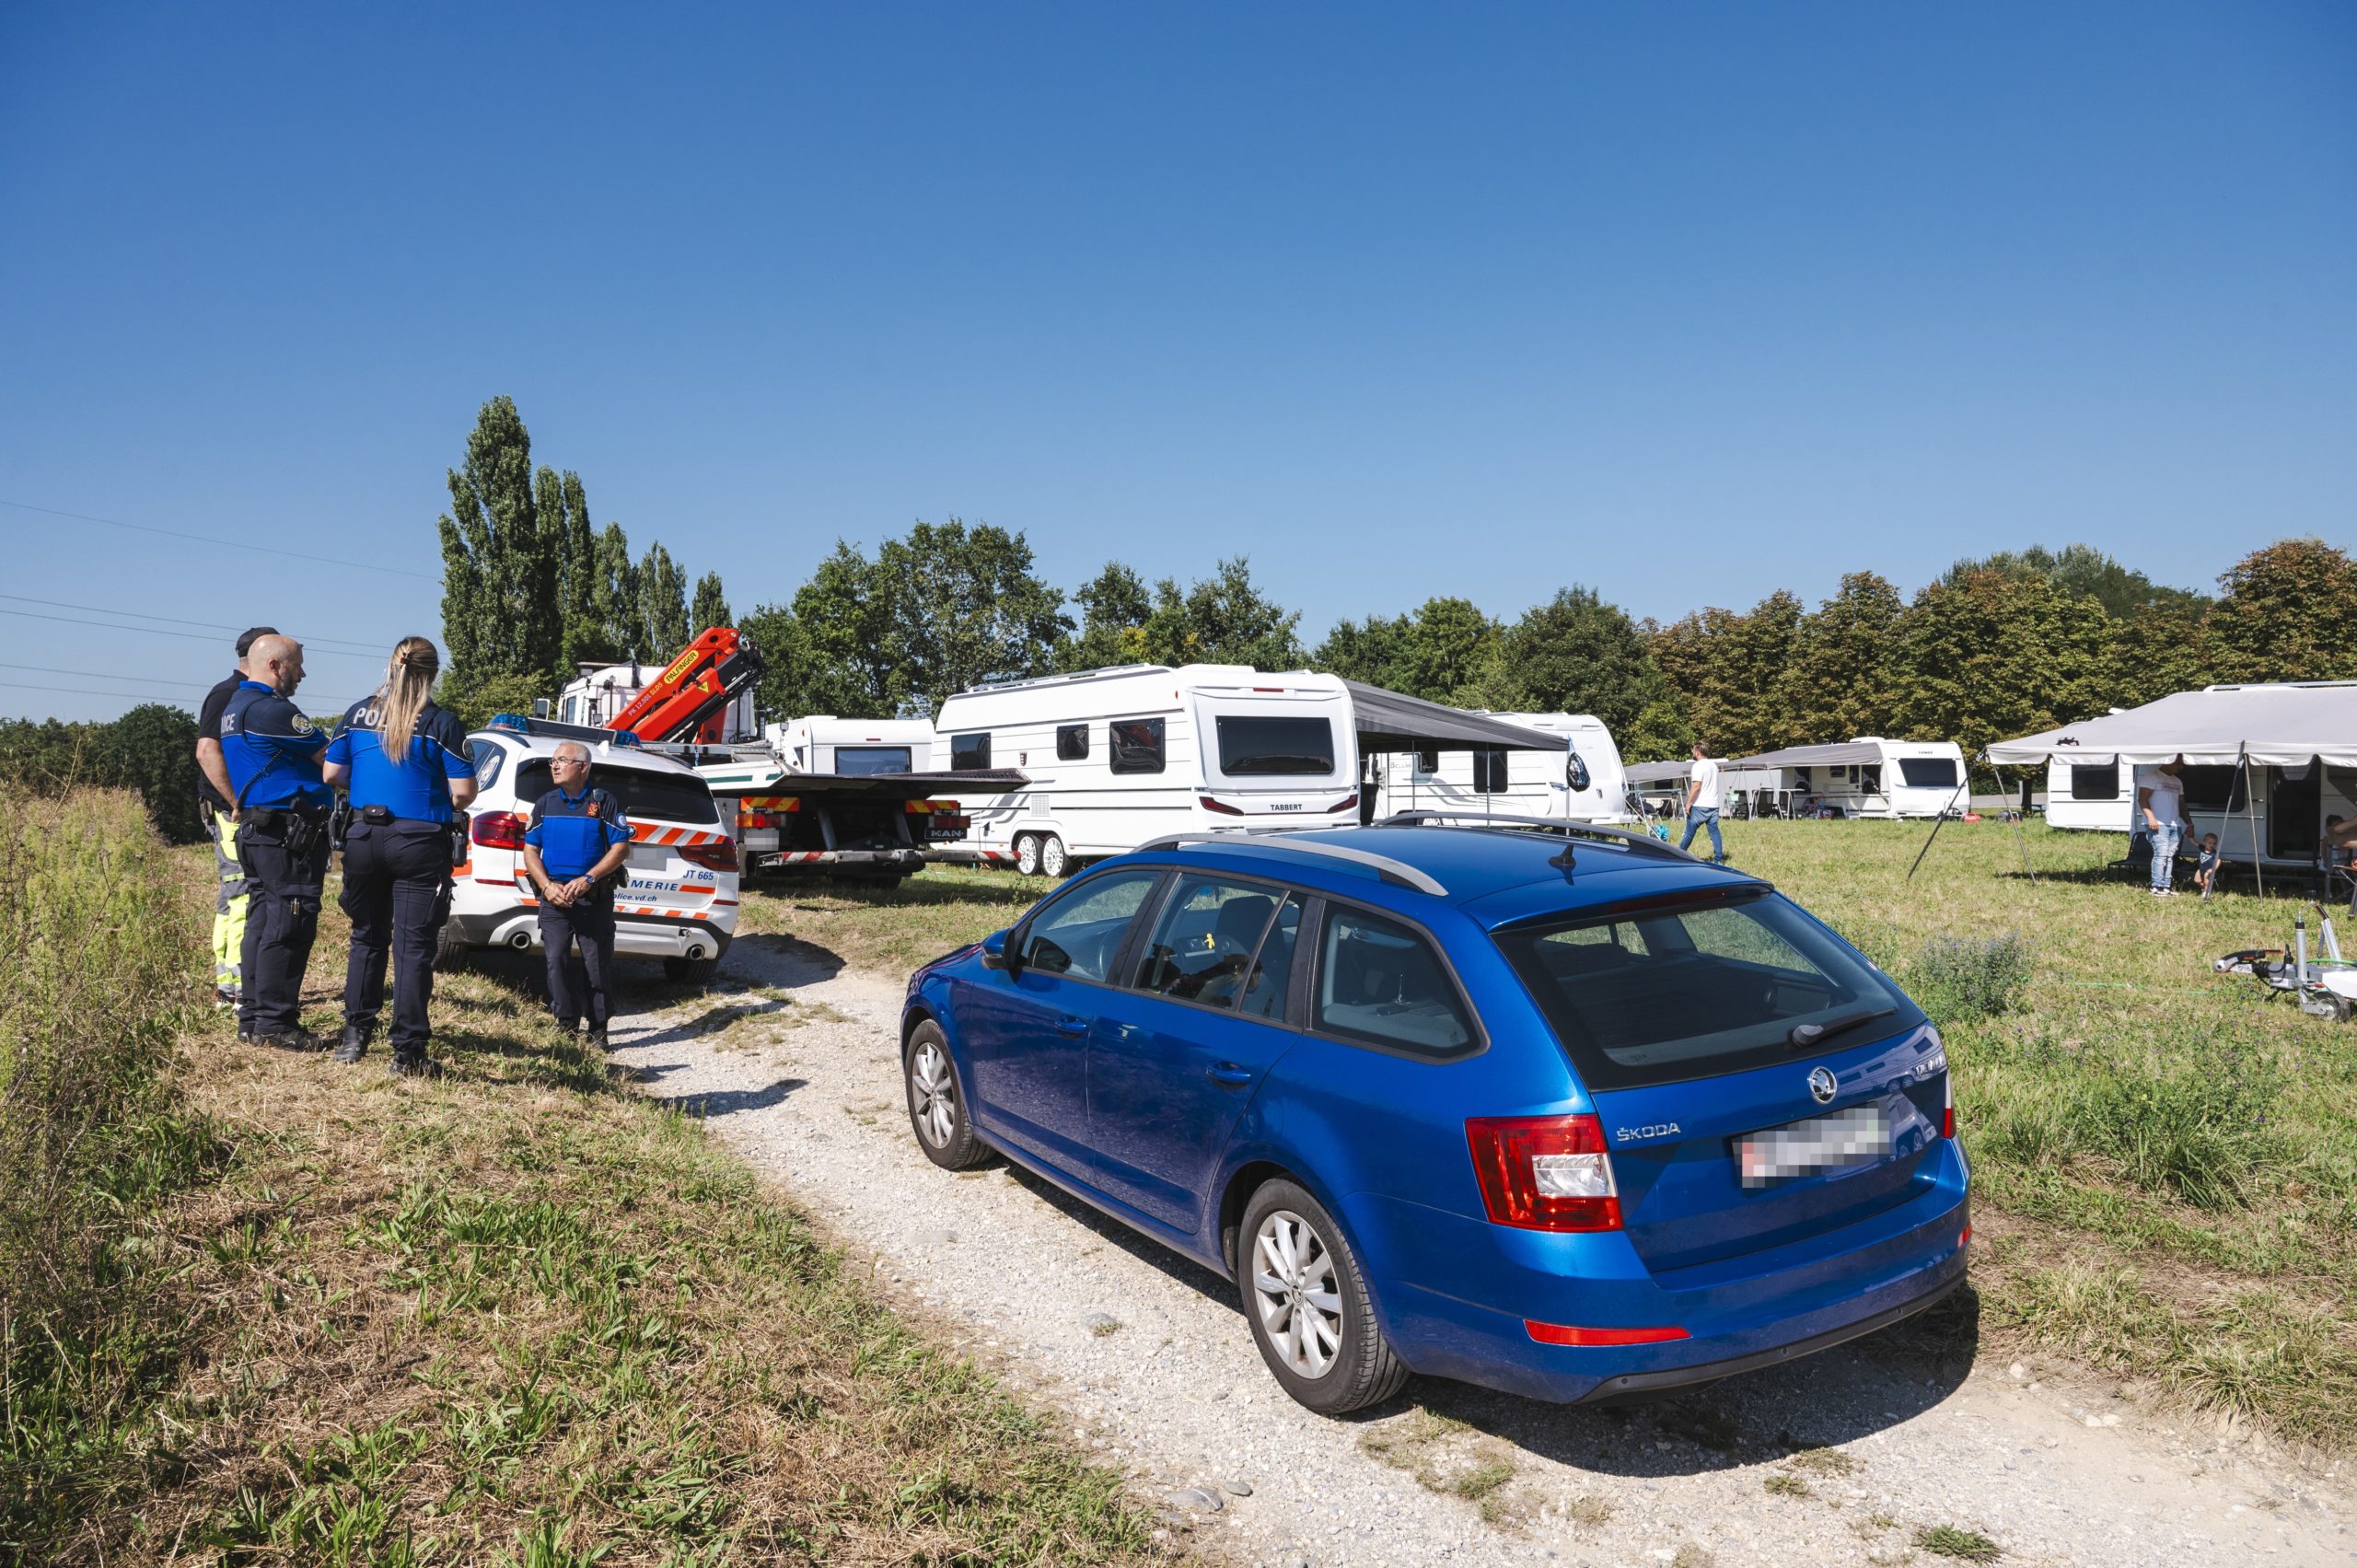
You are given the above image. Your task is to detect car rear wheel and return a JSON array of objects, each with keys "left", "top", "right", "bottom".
[
  {"left": 905, "top": 1022, "right": 989, "bottom": 1169},
  {"left": 1013, "top": 833, "right": 1043, "bottom": 876},
  {"left": 663, "top": 956, "right": 721, "bottom": 985},
  {"left": 1039, "top": 834, "right": 1069, "bottom": 877},
  {"left": 1238, "top": 1179, "right": 1408, "bottom": 1414}
]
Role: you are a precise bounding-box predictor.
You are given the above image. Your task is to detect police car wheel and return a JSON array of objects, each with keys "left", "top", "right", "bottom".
[
  {"left": 435, "top": 923, "right": 469, "bottom": 968},
  {"left": 663, "top": 956, "right": 721, "bottom": 985}
]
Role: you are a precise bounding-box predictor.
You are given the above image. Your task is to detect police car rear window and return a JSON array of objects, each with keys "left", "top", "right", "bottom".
[{"left": 516, "top": 760, "right": 718, "bottom": 825}]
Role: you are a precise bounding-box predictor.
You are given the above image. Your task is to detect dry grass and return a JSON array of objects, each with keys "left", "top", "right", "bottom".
[{"left": 2, "top": 795, "right": 1160, "bottom": 1566}]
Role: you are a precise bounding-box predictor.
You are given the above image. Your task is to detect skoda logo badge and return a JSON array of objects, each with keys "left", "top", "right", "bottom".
[{"left": 1807, "top": 1066, "right": 1838, "bottom": 1105}]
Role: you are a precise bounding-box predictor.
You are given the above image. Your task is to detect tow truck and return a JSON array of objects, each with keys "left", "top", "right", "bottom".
[{"left": 562, "top": 627, "right": 1022, "bottom": 886}]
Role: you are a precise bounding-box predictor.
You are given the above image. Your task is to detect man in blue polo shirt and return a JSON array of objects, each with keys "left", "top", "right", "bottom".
[
  {"left": 522, "top": 741, "right": 633, "bottom": 1047},
  {"left": 218, "top": 633, "right": 334, "bottom": 1050}
]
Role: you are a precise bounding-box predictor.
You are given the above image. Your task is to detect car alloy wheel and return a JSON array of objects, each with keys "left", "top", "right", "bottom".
[
  {"left": 1014, "top": 832, "right": 1042, "bottom": 877},
  {"left": 904, "top": 1020, "right": 988, "bottom": 1170},
  {"left": 1039, "top": 834, "right": 1068, "bottom": 877},
  {"left": 1252, "top": 1209, "right": 1343, "bottom": 1378}
]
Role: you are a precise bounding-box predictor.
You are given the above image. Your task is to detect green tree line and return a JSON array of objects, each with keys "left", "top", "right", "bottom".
[{"left": 0, "top": 704, "right": 203, "bottom": 843}]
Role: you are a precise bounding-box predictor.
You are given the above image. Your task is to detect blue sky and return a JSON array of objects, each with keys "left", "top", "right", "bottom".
[{"left": 3, "top": 3, "right": 2351, "bottom": 721}]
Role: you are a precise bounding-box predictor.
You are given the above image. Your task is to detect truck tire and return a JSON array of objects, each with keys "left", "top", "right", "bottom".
[
  {"left": 1039, "top": 835, "right": 1069, "bottom": 877},
  {"left": 1014, "top": 832, "right": 1043, "bottom": 877}
]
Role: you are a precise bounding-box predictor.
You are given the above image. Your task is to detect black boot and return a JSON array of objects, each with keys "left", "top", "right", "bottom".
[
  {"left": 331, "top": 1025, "right": 371, "bottom": 1064},
  {"left": 388, "top": 1051, "right": 442, "bottom": 1079},
  {"left": 253, "top": 1026, "right": 320, "bottom": 1052},
  {"left": 586, "top": 1025, "right": 610, "bottom": 1051}
]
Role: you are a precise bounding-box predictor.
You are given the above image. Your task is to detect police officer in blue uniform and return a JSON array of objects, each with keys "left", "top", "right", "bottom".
[
  {"left": 522, "top": 741, "right": 633, "bottom": 1047},
  {"left": 322, "top": 637, "right": 478, "bottom": 1076},
  {"left": 217, "top": 633, "right": 333, "bottom": 1050}
]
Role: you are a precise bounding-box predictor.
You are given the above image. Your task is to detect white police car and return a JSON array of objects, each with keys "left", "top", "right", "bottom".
[{"left": 447, "top": 715, "right": 739, "bottom": 981}]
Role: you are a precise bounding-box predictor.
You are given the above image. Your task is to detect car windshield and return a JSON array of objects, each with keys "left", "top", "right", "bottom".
[
  {"left": 1214, "top": 714, "right": 1338, "bottom": 775},
  {"left": 1492, "top": 888, "right": 1920, "bottom": 1091},
  {"left": 516, "top": 759, "right": 718, "bottom": 825}
]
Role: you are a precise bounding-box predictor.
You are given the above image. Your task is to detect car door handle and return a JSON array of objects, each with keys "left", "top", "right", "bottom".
[
  {"left": 1053, "top": 1016, "right": 1090, "bottom": 1038},
  {"left": 1206, "top": 1062, "right": 1255, "bottom": 1087}
]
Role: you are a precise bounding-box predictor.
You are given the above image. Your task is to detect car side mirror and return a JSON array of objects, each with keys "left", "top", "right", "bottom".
[{"left": 981, "top": 929, "right": 1014, "bottom": 971}]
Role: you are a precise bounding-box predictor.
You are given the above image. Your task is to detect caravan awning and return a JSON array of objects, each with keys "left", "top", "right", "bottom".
[
  {"left": 1341, "top": 682, "right": 1562, "bottom": 750},
  {"left": 1625, "top": 760, "right": 1694, "bottom": 784},
  {"left": 1726, "top": 742, "right": 1886, "bottom": 770},
  {"left": 1986, "top": 684, "right": 2357, "bottom": 770}
]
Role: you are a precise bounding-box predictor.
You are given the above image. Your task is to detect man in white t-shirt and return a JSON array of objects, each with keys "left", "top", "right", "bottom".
[
  {"left": 1680, "top": 741, "right": 1727, "bottom": 861},
  {"left": 2137, "top": 757, "right": 2195, "bottom": 896}
]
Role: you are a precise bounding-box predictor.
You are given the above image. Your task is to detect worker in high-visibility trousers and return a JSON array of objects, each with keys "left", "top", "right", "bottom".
[{"left": 193, "top": 625, "right": 279, "bottom": 1007}]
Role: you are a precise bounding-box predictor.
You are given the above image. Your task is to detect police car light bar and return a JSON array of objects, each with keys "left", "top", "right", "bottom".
[{"left": 487, "top": 714, "right": 644, "bottom": 748}]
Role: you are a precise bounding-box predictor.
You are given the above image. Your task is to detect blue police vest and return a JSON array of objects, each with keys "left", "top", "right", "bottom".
[
  {"left": 220, "top": 680, "right": 333, "bottom": 810},
  {"left": 524, "top": 786, "right": 632, "bottom": 879},
  {"left": 326, "top": 698, "right": 476, "bottom": 822}
]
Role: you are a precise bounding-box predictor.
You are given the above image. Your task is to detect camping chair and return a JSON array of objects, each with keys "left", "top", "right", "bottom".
[{"left": 2321, "top": 842, "right": 2357, "bottom": 913}]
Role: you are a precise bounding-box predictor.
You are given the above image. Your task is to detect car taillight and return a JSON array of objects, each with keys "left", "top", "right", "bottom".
[
  {"left": 1199, "top": 795, "right": 1245, "bottom": 816},
  {"left": 470, "top": 810, "right": 527, "bottom": 850},
  {"left": 1326, "top": 793, "right": 1358, "bottom": 813},
  {"left": 1466, "top": 1114, "right": 1620, "bottom": 1232},
  {"left": 1525, "top": 1320, "right": 1689, "bottom": 1347},
  {"left": 682, "top": 840, "right": 739, "bottom": 872}
]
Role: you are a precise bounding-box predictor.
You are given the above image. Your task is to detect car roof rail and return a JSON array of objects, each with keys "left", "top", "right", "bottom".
[
  {"left": 1373, "top": 810, "right": 1705, "bottom": 865},
  {"left": 1134, "top": 829, "right": 1449, "bottom": 898}
]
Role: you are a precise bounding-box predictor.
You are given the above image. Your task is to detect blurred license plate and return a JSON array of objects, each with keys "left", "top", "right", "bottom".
[{"left": 1737, "top": 1104, "right": 1888, "bottom": 1189}]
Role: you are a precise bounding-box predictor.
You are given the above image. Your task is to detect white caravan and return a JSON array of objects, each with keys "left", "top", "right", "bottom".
[
  {"left": 1366, "top": 713, "right": 1635, "bottom": 823},
  {"left": 929, "top": 664, "right": 1359, "bottom": 876},
  {"left": 1724, "top": 738, "right": 1968, "bottom": 819},
  {"left": 761, "top": 716, "right": 937, "bottom": 777}
]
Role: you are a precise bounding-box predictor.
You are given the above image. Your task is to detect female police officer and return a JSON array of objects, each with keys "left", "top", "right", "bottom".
[{"left": 322, "top": 636, "right": 478, "bottom": 1076}]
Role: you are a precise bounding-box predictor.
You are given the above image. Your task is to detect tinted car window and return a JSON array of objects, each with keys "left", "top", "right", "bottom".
[
  {"left": 1057, "top": 723, "right": 1088, "bottom": 761},
  {"left": 1898, "top": 757, "right": 1958, "bottom": 789},
  {"left": 949, "top": 733, "right": 992, "bottom": 770},
  {"left": 1316, "top": 906, "right": 1474, "bottom": 1056},
  {"left": 515, "top": 759, "right": 716, "bottom": 825},
  {"left": 1239, "top": 895, "right": 1301, "bottom": 1021},
  {"left": 1019, "top": 870, "right": 1160, "bottom": 982},
  {"left": 1134, "top": 876, "right": 1281, "bottom": 1007},
  {"left": 1493, "top": 889, "right": 1920, "bottom": 1092},
  {"left": 1214, "top": 715, "right": 1336, "bottom": 775},
  {"left": 469, "top": 740, "right": 508, "bottom": 790},
  {"left": 1110, "top": 718, "right": 1165, "bottom": 773}
]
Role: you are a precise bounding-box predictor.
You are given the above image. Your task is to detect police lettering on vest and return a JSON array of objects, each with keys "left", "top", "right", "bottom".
[
  {"left": 326, "top": 698, "right": 476, "bottom": 821},
  {"left": 525, "top": 784, "right": 633, "bottom": 879},
  {"left": 220, "top": 679, "right": 333, "bottom": 809}
]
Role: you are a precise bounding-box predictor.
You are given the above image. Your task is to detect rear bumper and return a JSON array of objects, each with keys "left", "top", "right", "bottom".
[{"left": 447, "top": 904, "right": 734, "bottom": 961}]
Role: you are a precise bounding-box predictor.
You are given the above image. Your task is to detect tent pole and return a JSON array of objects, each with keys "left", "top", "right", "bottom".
[
  {"left": 2240, "top": 741, "right": 2264, "bottom": 899},
  {"left": 1995, "top": 762, "right": 2038, "bottom": 883},
  {"left": 1905, "top": 765, "right": 1974, "bottom": 882}
]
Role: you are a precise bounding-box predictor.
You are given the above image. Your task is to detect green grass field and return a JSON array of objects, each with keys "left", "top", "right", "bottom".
[{"left": 740, "top": 819, "right": 2357, "bottom": 1452}]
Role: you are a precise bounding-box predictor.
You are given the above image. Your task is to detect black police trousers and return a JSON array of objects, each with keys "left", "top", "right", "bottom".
[
  {"left": 238, "top": 818, "right": 330, "bottom": 1036},
  {"left": 537, "top": 889, "right": 617, "bottom": 1028},
  {"left": 340, "top": 819, "right": 456, "bottom": 1055}
]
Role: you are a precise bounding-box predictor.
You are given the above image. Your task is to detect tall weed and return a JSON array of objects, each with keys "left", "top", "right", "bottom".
[{"left": 1908, "top": 931, "right": 2033, "bottom": 1022}]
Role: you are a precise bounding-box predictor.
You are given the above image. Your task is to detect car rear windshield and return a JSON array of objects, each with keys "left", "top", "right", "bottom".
[
  {"left": 1492, "top": 889, "right": 1920, "bottom": 1091},
  {"left": 1214, "top": 715, "right": 1337, "bottom": 775},
  {"left": 515, "top": 760, "right": 718, "bottom": 826},
  {"left": 1897, "top": 757, "right": 1959, "bottom": 789}
]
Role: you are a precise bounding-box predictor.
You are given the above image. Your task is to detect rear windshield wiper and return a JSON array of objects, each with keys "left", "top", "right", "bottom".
[{"left": 1787, "top": 1007, "right": 1896, "bottom": 1051}]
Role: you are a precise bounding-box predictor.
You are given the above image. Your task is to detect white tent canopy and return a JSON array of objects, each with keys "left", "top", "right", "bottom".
[{"left": 1986, "top": 683, "right": 2357, "bottom": 770}]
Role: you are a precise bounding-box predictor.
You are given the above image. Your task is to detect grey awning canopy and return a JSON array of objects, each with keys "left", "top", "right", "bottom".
[
  {"left": 1727, "top": 742, "right": 1886, "bottom": 771},
  {"left": 1342, "top": 682, "right": 1562, "bottom": 750},
  {"left": 1625, "top": 760, "right": 1694, "bottom": 784},
  {"left": 1987, "top": 683, "right": 2357, "bottom": 770}
]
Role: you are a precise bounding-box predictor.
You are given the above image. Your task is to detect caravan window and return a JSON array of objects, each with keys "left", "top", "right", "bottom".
[
  {"left": 1214, "top": 715, "right": 1336, "bottom": 775},
  {"left": 2070, "top": 763, "right": 2119, "bottom": 800},
  {"left": 949, "top": 733, "right": 991, "bottom": 770},
  {"left": 1056, "top": 723, "right": 1089, "bottom": 761},
  {"left": 833, "top": 746, "right": 912, "bottom": 776},
  {"left": 1861, "top": 764, "right": 1882, "bottom": 792},
  {"left": 1109, "top": 718, "right": 1166, "bottom": 774},
  {"left": 2177, "top": 765, "right": 2248, "bottom": 812},
  {"left": 1414, "top": 748, "right": 1440, "bottom": 775},
  {"left": 1471, "top": 747, "right": 1509, "bottom": 795},
  {"left": 1898, "top": 758, "right": 1959, "bottom": 789}
]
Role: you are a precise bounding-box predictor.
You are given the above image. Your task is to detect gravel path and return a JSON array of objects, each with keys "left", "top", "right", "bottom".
[{"left": 605, "top": 933, "right": 2354, "bottom": 1568}]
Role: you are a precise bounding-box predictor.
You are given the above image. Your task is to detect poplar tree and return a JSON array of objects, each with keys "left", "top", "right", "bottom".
[
  {"left": 436, "top": 396, "right": 563, "bottom": 686},
  {"left": 592, "top": 523, "right": 640, "bottom": 657},
  {"left": 639, "top": 541, "right": 691, "bottom": 656},
  {"left": 551, "top": 470, "right": 603, "bottom": 668},
  {"left": 690, "top": 572, "right": 732, "bottom": 634}
]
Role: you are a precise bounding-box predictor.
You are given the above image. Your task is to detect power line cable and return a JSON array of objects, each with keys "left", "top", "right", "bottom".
[
  {"left": 0, "top": 680, "right": 361, "bottom": 707},
  {"left": 0, "top": 593, "right": 389, "bottom": 656},
  {"left": 0, "top": 498, "right": 440, "bottom": 580},
  {"left": 0, "top": 607, "right": 386, "bottom": 660},
  {"left": 0, "top": 661, "right": 213, "bottom": 690}
]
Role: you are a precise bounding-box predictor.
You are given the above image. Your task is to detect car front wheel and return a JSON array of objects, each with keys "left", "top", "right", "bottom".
[
  {"left": 1238, "top": 1179, "right": 1408, "bottom": 1414},
  {"left": 905, "top": 1021, "right": 989, "bottom": 1169}
]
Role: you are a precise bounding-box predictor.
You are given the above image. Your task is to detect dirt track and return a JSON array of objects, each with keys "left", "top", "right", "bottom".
[{"left": 608, "top": 933, "right": 2355, "bottom": 1567}]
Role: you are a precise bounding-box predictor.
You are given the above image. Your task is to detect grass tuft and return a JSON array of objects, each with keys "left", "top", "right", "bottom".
[{"left": 1915, "top": 1523, "right": 2003, "bottom": 1560}]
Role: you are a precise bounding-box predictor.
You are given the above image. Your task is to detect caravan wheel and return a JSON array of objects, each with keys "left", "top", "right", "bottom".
[
  {"left": 1013, "top": 833, "right": 1043, "bottom": 877},
  {"left": 1039, "top": 835, "right": 1069, "bottom": 877}
]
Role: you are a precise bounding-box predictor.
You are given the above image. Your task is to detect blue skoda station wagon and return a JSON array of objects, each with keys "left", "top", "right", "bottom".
[{"left": 900, "top": 815, "right": 1968, "bottom": 1414}]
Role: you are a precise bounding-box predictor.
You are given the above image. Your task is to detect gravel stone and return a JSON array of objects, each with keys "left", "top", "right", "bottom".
[{"left": 604, "top": 947, "right": 2357, "bottom": 1568}]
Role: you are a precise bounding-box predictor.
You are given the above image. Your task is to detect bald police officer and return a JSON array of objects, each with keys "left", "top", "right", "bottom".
[{"left": 218, "top": 634, "right": 332, "bottom": 1050}]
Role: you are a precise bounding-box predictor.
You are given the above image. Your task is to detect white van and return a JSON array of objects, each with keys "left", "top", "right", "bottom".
[
  {"left": 1365, "top": 712, "right": 1634, "bottom": 824},
  {"left": 929, "top": 664, "right": 1359, "bottom": 876}
]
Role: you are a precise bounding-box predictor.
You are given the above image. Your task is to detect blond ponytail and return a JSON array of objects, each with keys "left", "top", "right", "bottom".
[{"left": 375, "top": 636, "right": 440, "bottom": 764}]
